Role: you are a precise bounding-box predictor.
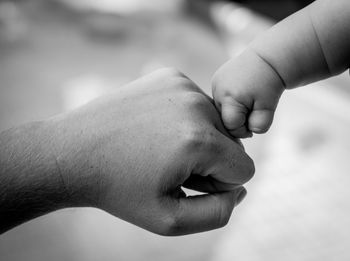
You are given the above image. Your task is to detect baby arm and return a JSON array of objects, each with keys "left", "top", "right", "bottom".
[{"left": 212, "top": 0, "right": 350, "bottom": 137}]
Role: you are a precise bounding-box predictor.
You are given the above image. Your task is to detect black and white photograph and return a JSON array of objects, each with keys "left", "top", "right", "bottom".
[{"left": 1, "top": 0, "right": 350, "bottom": 260}]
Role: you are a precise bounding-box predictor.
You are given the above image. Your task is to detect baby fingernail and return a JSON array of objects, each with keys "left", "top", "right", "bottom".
[{"left": 250, "top": 127, "right": 262, "bottom": 133}]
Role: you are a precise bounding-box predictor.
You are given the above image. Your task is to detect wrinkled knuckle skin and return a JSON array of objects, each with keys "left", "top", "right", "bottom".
[
  {"left": 180, "top": 122, "right": 221, "bottom": 155},
  {"left": 181, "top": 125, "right": 206, "bottom": 151}
]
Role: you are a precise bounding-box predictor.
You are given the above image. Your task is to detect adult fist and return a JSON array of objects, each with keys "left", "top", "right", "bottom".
[{"left": 50, "top": 68, "right": 255, "bottom": 236}]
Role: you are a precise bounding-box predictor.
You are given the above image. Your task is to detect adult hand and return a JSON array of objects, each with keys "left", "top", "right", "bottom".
[{"left": 0, "top": 68, "right": 254, "bottom": 235}]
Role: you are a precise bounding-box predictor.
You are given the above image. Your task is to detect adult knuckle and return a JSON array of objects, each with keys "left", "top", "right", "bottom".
[
  {"left": 159, "top": 69, "right": 198, "bottom": 93},
  {"left": 183, "top": 92, "right": 208, "bottom": 108},
  {"left": 170, "top": 77, "right": 193, "bottom": 92},
  {"left": 181, "top": 123, "right": 217, "bottom": 151},
  {"left": 170, "top": 77, "right": 199, "bottom": 94},
  {"left": 181, "top": 125, "right": 205, "bottom": 150},
  {"left": 157, "top": 213, "right": 183, "bottom": 236},
  {"left": 155, "top": 70, "right": 203, "bottom": 97},
  {"left": 180, "top": 123, "right": 221, "bottom": 154}
]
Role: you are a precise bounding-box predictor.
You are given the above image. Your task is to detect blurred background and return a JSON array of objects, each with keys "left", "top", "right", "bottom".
[{"left": 1, "top": 0, "right": 350, "bottom": 260}]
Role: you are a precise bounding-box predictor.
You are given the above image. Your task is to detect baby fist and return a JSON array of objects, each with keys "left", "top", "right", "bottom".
[{"left": 212, "top": 49, "right": 285, "bottom": 138}]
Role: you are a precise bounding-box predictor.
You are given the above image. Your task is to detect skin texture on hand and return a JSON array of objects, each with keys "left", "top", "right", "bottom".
[
  {"left": 51, "top": 68, "right": 255, "bottom": 236},
  {"left": 53, "top": 69, "right": 254, "bottom": 235},
  {"left": 212, "top": 0, "right": 350, "bottom": 138},
  {"left": 0, "top": 68, "right": 255, "bottom": 236},
  {"left": 0, "top": 122, "right": 72, "bottom": 234}
]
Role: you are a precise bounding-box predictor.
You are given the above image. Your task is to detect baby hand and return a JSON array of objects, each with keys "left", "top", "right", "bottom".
[
  {"left": 212, "top": 0, "right": 350, "bottom": 139},
  {"left": 212, "top": 48, "right": 285, "bottom": 138}
]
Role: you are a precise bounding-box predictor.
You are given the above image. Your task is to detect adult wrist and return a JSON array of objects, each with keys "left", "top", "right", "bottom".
[
  {"left": 47, "top": 114, "right": 105, "bottom": 209},
  {"left": 0, "top": 120, "right": 72, "bottom": 232}
]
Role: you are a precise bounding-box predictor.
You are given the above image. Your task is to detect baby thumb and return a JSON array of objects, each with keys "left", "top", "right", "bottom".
[{"left": 248, "top": 108, "right": 275, "bottom": 133}]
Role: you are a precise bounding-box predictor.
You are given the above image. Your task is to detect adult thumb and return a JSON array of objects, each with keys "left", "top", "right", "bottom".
[{"left": 161, "top": 187, "right": 247, "bottom": 236}]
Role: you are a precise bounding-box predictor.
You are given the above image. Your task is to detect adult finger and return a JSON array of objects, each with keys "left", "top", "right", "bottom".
[
  {"left": 195, "top": 129, "right": 255, "bottom": 186},
  {"left": 160, "top": 187, "right": 247, "bottom": 236},
  {"left": 182, "top": 175, "right": 240, "bottom": 193}
]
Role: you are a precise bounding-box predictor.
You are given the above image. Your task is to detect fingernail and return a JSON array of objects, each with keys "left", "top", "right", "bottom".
[
  {"left": 249, "top": 127, "right": 262, "bottom": 133},
  {"left": 235, "top": 188, "right": 247, "bottom": 207}
]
